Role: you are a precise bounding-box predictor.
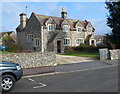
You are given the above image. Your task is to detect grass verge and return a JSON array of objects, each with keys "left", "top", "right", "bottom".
[
  {"left": 0, "top": 51, "right": 14, "bottom": 54},
  {"left": 58, "top": 51, "right": 99, "bottom": 58}
]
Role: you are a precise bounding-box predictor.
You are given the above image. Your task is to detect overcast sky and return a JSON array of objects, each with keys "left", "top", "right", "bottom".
[{"left": 1, "top": 2, "right": 111, "bottom": 35}]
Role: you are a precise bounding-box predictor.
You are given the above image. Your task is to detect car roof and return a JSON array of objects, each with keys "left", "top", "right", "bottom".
[{"left": 0, "top": 61, "right": 15, "bottom": 64}]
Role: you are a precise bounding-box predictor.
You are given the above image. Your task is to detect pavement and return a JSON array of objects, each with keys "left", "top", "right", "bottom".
[
  {"left": 22, "top": 53, "right": 119, "bottom": 77},
  {"left": 22, "top": 59, "right": 119, "bottom": 78},
  {"left": 23, "top": 55, "right": 97, "bottom": 76}
]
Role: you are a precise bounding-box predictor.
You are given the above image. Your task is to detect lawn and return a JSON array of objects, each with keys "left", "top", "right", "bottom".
[
  {"left": 59, "top": 51, "right": 99, "bottom": 58},
  {"left": 0, "top": 51, "right": 14, "bottom": 54}
]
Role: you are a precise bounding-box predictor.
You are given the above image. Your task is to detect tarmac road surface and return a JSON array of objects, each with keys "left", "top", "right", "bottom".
[{"left": 8, "top": 64, "right": 118, "bottom": 92}]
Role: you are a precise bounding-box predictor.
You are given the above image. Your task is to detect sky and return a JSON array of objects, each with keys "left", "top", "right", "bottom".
[{"left": 1, "top": 1, "right": 111, "bottom": 35}]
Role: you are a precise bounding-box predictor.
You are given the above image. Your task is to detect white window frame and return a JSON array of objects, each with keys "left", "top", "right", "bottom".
[
  {"left": 76, "top": 38, "right": 84, "bottom": 45},
  {"left": 48, "top": 24, "right": 55, "bottom": 31},
  {"left": 77, "top": 27, "right": 82, "bottom": 32},
  {"left": 27, "top": 34, "right": 33, "bottom": 42},
  {"left": 87, "top": 28, "right": 92, "bottom": 32},
  {"left": 64, "top": 38, "right": 71, "bottom": 46},
  {"left": 63, "top": 25, "right": 69, "bottom": 32},
  {"left": 34, "top": 38, "right": 40, "bottom": 47}
]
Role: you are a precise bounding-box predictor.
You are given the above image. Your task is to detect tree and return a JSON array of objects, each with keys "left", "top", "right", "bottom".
[
  {"left": 2, "top": 36, "right": 15, "bottom": 45},
  {"left": 106, "top": 2, "right": 120, "bottom": 49},
  {"left": 2, "top": 36, "right": 23, "bottom": 52}
]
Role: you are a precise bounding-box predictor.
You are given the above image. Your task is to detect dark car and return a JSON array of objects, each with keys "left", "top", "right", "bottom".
[{"left": 0, "top": 61, "right": 23, "bottom": 92}]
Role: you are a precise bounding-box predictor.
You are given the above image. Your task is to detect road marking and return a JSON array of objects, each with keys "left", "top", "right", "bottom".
[
  {"left": 33, "top": 83, "right": 46, "bottom": 89},
  {"left": 28, "top": 78, "right": 46, "bottom": 89},
  {"left": 22, "top": 64, "right": 118, "bottom": 79},
  {"left": 39, "top": 83, "right": 46, "bottom": 87},
  {"left": 28, "top": 78, "right": 34, "bottom": 82}
]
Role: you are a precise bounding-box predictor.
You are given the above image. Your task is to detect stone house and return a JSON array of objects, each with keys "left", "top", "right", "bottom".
[{"left": 16, "top": 8, "right": 96, "bottom": 53}]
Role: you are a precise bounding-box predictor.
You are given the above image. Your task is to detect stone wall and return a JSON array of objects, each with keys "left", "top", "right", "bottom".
[
  {"left": 1, "top": 52, "right": 56, "bottom": 69},
  {"left": 109, "top": 49, "right": 120, "bottom": 60}
]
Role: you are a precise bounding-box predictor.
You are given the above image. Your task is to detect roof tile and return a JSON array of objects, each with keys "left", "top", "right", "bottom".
[{"left": 36, "top": 14, "right": 93, "bottom": 30}]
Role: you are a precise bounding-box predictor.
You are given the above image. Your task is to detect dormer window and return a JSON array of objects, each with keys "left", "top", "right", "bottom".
[
  {"left": 63, "top": 25, "right": 69, "bottom": 32},
  {"left": 48, "top": 24, "right": 55, "bottom": 31},
  {"left": 77, "top": 27, "right": 82, "bottom": 32},
  {"left": 88, "top": 28, "right": 92, "bottom": 32}
]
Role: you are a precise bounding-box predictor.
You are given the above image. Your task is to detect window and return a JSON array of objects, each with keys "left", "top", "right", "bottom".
[
  {"left": 77, "top": 27, "right": 82, "bottom": 32},
  {"left": 63, "top": 25, "right": 69, "bottom": 32},
  {"left": 64, "top": 39, "right": 70, "bottom": 46},
  {"left": 76, "top": 39, "right": 83, "bottom": 44},
  {"left": 34, "top": 38, "right": 40, "bottom": 47},
  {"left": 48, "top": 24, "right": 55, "bottom": 31},
  {"left": 27, "top": 34, "right": 33, "bottom": 42},
  {"left": 88, "top": 28, "right": 92, "bottom": 32}
]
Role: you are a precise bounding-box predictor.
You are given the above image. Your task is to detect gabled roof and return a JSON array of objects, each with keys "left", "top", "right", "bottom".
[{"left": 35, "top": 13, "right": 94, "bottom": 30}]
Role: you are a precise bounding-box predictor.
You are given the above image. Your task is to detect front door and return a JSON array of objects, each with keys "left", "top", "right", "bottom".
[
  {"left": 57, "top": 41, "right": 61, "bottom": 53},
  {"left": 91, "top": 40, "right": 94, "bottom": 45}
]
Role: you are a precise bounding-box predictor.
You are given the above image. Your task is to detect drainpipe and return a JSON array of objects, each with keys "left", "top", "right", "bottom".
[{"left": 41, "top": 26, "right": 44, "bottom": 52}]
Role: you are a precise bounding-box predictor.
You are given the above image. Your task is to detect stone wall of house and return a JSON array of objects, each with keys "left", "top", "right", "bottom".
[
  {"left": 17, "top": 13, "right": 42, "bottom": 51},
  {"left": 1, "top": 52, "right": 56, "bottom": 69},
  {"left": 109, "top": 49, "right": 120, "bottom": 60}
]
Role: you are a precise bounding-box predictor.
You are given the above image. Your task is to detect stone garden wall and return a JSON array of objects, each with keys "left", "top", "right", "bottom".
[
  {"left": 99, "top": 48, "right": 120, "bottom": 60},
  {"left": 109, "top": 49, "right": 120, "bottom": 60},
  {"left": 1, "top": 52, "right": 56, "bottom": 69}
]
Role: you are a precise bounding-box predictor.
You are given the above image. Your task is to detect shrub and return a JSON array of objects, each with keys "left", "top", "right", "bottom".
[
  {"left": 2, "top": 36, "right": 24, "bottom": 52},
  {"left": 85, "top": 45, "right": 98, "bottom": 52},
  {"left": 77, "top": 43, "right": 86, "bottom": 49},
  {"left": 64, "top": 46, "right": 76, "bottom": 53},
  {"left": 6, "top": 43, "right": 23, "bottom": 52},
  {"left": 76, "top": 44, "right": 99, "bottom": 52}
]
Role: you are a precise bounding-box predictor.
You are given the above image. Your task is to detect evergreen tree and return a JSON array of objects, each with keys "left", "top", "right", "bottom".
[{"left": 106, "top": 2, "right": 120, "bottom": 49}]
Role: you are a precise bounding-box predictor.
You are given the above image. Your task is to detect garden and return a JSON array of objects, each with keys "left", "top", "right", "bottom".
[{"left": 58, "top": 43, "right": 109, "bottom": 59}]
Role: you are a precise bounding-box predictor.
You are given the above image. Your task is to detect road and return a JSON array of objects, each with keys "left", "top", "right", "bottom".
[{"left": 8, "top": 64, "right": 118, "bottom": 92}]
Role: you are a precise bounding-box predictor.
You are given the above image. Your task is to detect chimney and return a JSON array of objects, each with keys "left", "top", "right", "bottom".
[
  {"left": 19, "top": 13, "right": 26, "bottom": 29},
  {"left": 61, "top": 8, "right": 67, "bottom": 19}
]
